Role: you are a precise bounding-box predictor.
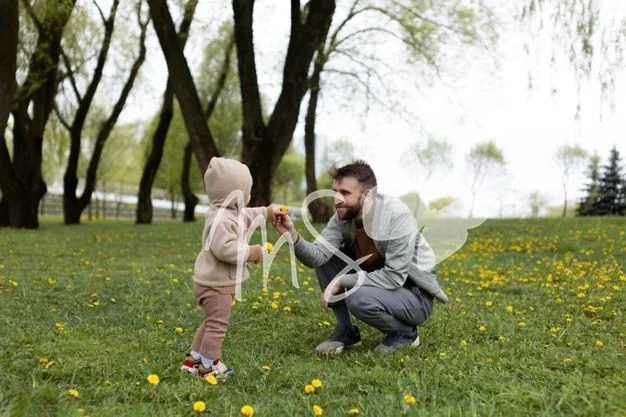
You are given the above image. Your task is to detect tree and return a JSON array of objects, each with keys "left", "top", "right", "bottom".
[
  {"left": 233, "top": 0, "right": 335, "bottom": 206},
  {"left": 56, "top": 0, "right": 149, "bottom": 224},
  {"left": 320, "top": 138, "right": 355, "bottom": 171},
  {"left": 554, "top": 144, "right": 587, "bottom": 217},
  {"left": 0, "top": 0, "right": 76, "bottom": 228},
  {"left": 405, "top": 136, "right": 453, "bottom": 191},
  {"left": 528, "top": 191, "right": 549, "bottom": 217},
  {"left": 0, "top": 0, "right": 18, "bottom": 146},
  {"left": 303, "top": 0, "right": 495, "bottom": 222},
  {"left": 466, "top": 141, "right": 505, "bottom": 218},
  {"left": 576, "top": 153, "right": 601, "bottom": 216},
  {"left": 595, "top": 146, "right": 625, "bottom": 216},
  {"left": 429, "top": 196, "right": 458, "bottom": 212},
  {"left": 400, "top": 191, "right": 427, "bottom": 218},
  {"left": 136, "top": 0, "right": 198, "bottom": 224},
  {"left": 146, "top": 0, "right": 220, "bottom": 175}
]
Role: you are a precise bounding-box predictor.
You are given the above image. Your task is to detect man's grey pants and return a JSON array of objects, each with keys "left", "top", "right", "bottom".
[{"left": 315, "top": 254, "right": 434, "bottom": 335}]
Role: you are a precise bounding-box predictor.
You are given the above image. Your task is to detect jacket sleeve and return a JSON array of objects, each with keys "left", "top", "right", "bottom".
[
  {"left": 208, "top": 219, "right": 249, "bottom": 265},
  {"left": 240, "top": 207, "right": 268, "bottom": 229},
  {"left": 341, "top": 211, "right": 415, "bottom": 290},
  {"left": 294, "top": 215, "right": 345, "bottom": 268}
]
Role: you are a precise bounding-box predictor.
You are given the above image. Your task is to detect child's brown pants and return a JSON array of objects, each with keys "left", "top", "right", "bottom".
[{"left": 190, "top": 283, "right": 234, "bottom": 360}]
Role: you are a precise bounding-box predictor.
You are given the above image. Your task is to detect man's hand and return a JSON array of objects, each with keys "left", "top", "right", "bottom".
[{"left": 321, "top": 276, "right": 343, "bottom": 310}]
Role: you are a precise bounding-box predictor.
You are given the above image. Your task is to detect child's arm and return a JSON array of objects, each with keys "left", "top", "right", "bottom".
[
  {"left": 240, "top": 205, "right": 280, "bottom": 229},
  {"left": 209, "top": 220, "right": 264, "bottom": 264}
]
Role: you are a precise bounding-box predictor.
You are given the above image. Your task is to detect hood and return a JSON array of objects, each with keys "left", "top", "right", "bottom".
[{"left": 204, "top": 157, "right": 252, "bottom": 210}]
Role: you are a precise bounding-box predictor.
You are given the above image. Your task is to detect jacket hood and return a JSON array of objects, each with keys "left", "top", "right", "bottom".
[{"left": 204, "top": 157, "right": 252, "bottom": 209}]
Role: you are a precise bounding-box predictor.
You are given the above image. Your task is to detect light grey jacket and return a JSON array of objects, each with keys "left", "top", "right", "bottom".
[{"left": 294, "top": 193, "right": 449, "bottom": 303}]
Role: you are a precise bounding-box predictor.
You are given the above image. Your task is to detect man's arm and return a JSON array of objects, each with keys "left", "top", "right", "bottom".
[{"left": 273, "top": 212, "right": 344, "bottom": 268}]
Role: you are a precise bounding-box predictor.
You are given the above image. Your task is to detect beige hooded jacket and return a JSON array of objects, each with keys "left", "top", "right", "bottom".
[{"left": 193, "top": 157, "right": 269, "bottom": 290}]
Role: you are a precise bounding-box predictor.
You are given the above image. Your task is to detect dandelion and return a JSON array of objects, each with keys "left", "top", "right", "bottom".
[
  {"left": 241, "top": 405, "right": 255, "bottom": 417},
  {"left": 205, "top": 374, "right": 218, "bottom": 385},
  {"left": 403, "top": 394, "right": 417, "bottom": 405},
  {"left": 595, "top": 341, "right": 604, "bottom": 348},
  {"left": 283, "top": 306, "right": 291, "bottom": 312},
  {"left": 264, "top": 242, "right": 274, "bottom": 252},
  {"left": 193, "top": 401, "right": 206, "bottom": 412},
  {"left": 479, "top": 325, "right": 487, "bottom": 332},
  {"left": 460, "top": 340, "right": 468, "bottom": 347},
  {"left": 110, "top": 297, "right": 117, "bottom": 303},
  {"left": 439, "top": 352, "right": 446, "bottom": 358},
  {"left": 517, "top": 321, "right": 526, "bottom": 327},
  {"left": 280, "top": 205, "right": 288, "bottom": 214},
  {"left": 485, "top": 301, "right": 493, "bottom": 307},
  {"left": 312, "top": 405, "right": 323, "bottom": 416},
  {"left": 175, "top": 327, "right": 184, "bottom": 334},
  {"left": 498, "top": 335, "right": 506, "bottom": 342},
  {"left": 506, "top": 305, "right": 513, "bottom": 312},
  {"left": 311, "top": 379, "right": 323, "bottom": 388},
  {"left": 68, "top": 389, "right": 80, "bottom": 398},
  {"left": 563, "top": 358, "right": 573, "bottom": 363},
  {"left": 39, "top": 357, "right": 49, "bottom": 364},
  {"left": 146, "top": 374, "right": 159, "bottom": 385},
  {"left": 305, "top": 384, "right": 316, "bottom": 394},
  {"left": 271, "top": 301, "right": 279, "bottom": 309},
  {"left": 261, "top": 365, "right": 271, "bottom": 371},
  {"left": 348, "top": 408, "right": 360, "bottom": 415},
  {"left": 55, "top": 322, "right": 65, "bottom": 332}
]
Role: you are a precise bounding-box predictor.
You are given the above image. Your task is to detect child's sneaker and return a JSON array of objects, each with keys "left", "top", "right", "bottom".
[
  {"left": 181, "top": 353, "right": 201, "bottom": 374},
  {"left": 197, "top": 359, "right": 234, "bottom": 381}
]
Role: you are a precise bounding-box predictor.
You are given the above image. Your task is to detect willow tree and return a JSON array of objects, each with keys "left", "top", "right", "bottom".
[{"left": 301, "top": 0, "right": 497, "bottom": 221}]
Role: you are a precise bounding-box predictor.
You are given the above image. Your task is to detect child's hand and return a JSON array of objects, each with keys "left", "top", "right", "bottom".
[{"left": 247, "top": 244, "right": 265, "bottom": 263}]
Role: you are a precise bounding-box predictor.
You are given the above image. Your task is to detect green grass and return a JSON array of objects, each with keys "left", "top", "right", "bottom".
[{"left": 0, "top": 217, "right": 624, "bottom": 417}]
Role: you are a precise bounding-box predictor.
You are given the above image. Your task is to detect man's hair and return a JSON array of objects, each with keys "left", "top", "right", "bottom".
[{"left": 329, "top": 160, "right": 377, "bottom": 189}]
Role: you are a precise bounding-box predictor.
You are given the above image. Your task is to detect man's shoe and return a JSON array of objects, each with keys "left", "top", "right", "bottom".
[
  {"left": 315, "top": 325, "right": 361, "bottom": 354},
  {"left": 374, "top": 329, "right": 420, "bottom": 353}
]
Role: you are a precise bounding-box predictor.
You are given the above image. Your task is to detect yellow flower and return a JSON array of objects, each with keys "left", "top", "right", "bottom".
[
  {"left": 283, "top": 306, "right": 291, "bottom": 312},
  {"left": 68, "top": 389, "right": 80, "bottom": 398},
  {"left": 39, "top": 357, "right": 49, "bottom": 364},
  {"left": 403, "top": 394, "right": 417, "bottom": 405},
  {"left": 498, "top": 335, "right": 506, "bottom": 341},
  {"left": 110, "top": 297, "right": 117, "bottom": 303},
  {"left": 311, "top": 379, "right": 323, "bottom": 388},
  {"left": 305, "top": 384, "right": 316, "bottom": 394},
  {"left": 439, "top": 352, "right": 446, "bottom": 358},
  {"left": 264, "top": 242, "right": 274, "bottom": 252},
  {"left": 280, "top": 205, "right": 288, "bottom": 214},
  {"left": 485, "top": 301, "right": 493, "bottom": 307},
  {"left": 460, "top": 340, "right": 468, "bottom": 347},
  {"left": 261, "top": 365, "right": 271, "bottom": 371},
  {"left": 595, "top": 341, "right": 604, "bottom": 348},
  {"left": 175, "top": 327, "right": 184, "bottom": 334},
  {"left": 517, "top": 321, "right": 526, "bottom": 327},
  {"left": 312, "top": 405, "right": 323, "bottom": 416},
  {"left": 193, "top": 401, "right": 206, "bottom": 412},
  {"left": 146, "top": 374, "right": 159, "bottom": 385},
  {"left": 240, "top": 405, "right": 255, "bottom": 417},
  {"left": 563, "top": 358, "right": 573, "bottom": 363},
  {"left": 205, "top": 374, "right": 218, "bottom": 385},
  {"left": 348, "top": 408, "right": 360, "bottom": 415},
  {"left": 479, "top": 325, "right": 487, "bottom": 332},
  {"left": 506, "top": 305, "right": 513, "bottom": 312}
]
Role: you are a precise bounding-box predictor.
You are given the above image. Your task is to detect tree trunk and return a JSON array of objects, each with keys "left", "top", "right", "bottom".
[
  {"left": 304, "top": 47, "right": 332, "bottom": 223},
  {"left": 64, "top": 4, "right": 148, "bottom": 224},
  {"left": 233, "top": 0, "right": 335, "bottom": 206},
  {"left": 146, "top": 0, "right": 220, "bottom": 175},
  {"left": 562, "top": 184, "right": 567, "bottom": 218},
  {"left": 181, "top": 141, "right": 199, "bottom": 222},
  {"left": 0, "top": 0, "right": 74, "bottom": 228},
  {"left": 136, "top": 0, "right": 198, "bottom": 224}
]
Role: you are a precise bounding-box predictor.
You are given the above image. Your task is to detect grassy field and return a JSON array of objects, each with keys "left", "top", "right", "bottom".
[{"left": 0, "top": 217, "right": 624, "bottom": 417}]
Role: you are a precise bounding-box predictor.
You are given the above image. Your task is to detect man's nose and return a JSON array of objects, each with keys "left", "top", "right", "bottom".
[{"left": 333, "top": 194, "right": 343, "bottom": 206}]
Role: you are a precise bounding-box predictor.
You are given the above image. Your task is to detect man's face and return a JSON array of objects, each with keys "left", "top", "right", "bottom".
[{"left": 332, "top": 176, "right": 369, "bottom": 220}]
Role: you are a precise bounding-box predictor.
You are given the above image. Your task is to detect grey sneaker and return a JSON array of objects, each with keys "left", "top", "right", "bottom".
[
  {"left": 315, "top": 325, "right": 361, "bottom": 354},
  {"left": 374, "top": 329, "right": 420, "bottom": 353}
]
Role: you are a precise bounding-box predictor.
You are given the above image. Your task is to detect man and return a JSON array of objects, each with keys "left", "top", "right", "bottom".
[{"left": 273, "top": 161, "right": 448, "bottom": 354}]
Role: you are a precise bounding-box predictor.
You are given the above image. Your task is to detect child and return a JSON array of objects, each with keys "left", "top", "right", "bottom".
[{"left": 181, "top": 157, "right": 276, "bottom": 379}]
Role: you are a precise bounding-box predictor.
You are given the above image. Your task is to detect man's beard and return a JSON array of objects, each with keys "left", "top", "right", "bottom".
[{"left": 335, "top": 204, "right": 361, "bottom": 220}]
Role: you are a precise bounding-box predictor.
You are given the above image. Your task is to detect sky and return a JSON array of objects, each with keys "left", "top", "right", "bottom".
[{"left": 122, "top": 0, "right": 626, "bottom": 218}]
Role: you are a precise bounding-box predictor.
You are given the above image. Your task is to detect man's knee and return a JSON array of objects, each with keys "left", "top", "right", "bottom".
[{"left": 345, "top": 286, "right": 381, "bottom": 317}]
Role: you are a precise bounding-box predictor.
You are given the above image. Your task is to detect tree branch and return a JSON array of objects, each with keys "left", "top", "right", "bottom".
[
  {"left": 59, "top": 48, "right": 82, "bottom": 102},
  {"left": 205, "top": 35, "right": 235, "bottom": 122},
  {"left": 53, "top": 101, "right": 72, "bottom": 130}
]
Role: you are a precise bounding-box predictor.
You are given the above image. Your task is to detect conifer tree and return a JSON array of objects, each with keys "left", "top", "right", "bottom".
[
  {"left": 595, "top": 147, "right": 624, "bottom": 216},
  {"left": 576, "top": 154, "right": 601, "bottom": 216}
]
